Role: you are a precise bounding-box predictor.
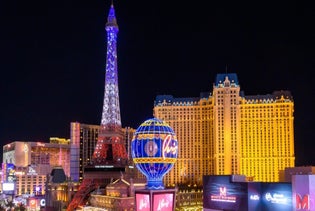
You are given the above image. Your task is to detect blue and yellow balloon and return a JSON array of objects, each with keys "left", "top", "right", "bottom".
[{"left": 131, "top": 118, "right": 178, "bottom": 189}]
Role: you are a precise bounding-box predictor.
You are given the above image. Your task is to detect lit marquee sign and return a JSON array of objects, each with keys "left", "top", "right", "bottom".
[{"left": 210, "top": 186, "right": 236, "bottom": 203}]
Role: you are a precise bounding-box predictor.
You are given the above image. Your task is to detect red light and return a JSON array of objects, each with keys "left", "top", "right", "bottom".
[{"left": 30, "top": 199, "right": 36, "bottom": 208}]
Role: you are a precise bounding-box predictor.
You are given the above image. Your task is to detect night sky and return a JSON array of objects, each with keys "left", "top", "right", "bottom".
[{"left": 0, "top": 1, "right": 314, "bottom": 165}]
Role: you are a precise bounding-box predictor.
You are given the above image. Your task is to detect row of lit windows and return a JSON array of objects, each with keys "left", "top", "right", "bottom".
[{"left": 158, "top": 101, "right": 292, "bottom": 111}]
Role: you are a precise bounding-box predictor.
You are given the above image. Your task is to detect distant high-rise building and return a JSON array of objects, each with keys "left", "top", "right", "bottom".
[
  {"left": 3, "top": 138, "right": 70, "bottom": 176},
  {"left": 69, "top": 122, "right": 135, "bottom": 182},
  {"left": 70, "top": 122, "right": 99, "bottom": 182},
  {"left": 2, "top": 138, "right": 70, "bottom": 195},
  {"left": 154, "top": 73, "right": 295, "bottom": 184}
]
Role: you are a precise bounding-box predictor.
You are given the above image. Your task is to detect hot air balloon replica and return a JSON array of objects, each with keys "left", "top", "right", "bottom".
[{"left": 131, "top": 117, "right": 178, "bottom": 189}]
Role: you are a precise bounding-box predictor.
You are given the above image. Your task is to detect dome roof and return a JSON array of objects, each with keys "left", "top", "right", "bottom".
[{"left": 134, "top": 117, "right": 175, "bottom": 135}]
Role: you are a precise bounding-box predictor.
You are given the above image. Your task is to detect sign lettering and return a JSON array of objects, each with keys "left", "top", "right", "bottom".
[
  {"left": 296, "top": 194, "right": 310, "bottom": 210},
  {"left": 162, "top": 135, "right": 178, "bottom": 160}
]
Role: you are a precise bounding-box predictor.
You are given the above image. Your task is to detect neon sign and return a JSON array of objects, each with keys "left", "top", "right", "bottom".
[
  {"left": 210, "top": 186, "right": 236, "bottom": 203},
  {"left": 296, "top": 194, "right": 310, "bottom": 210},
  {"left": 29, "top": 199, "right": 36, "bottom": 209},
  {"left": 40, "top": 199, "right": 46, "bottom": 207},
  {"left": 157, "top": 198, "right": 169, "bottom": 210},
  {"left": 27, "top": 166, "right": 38, "bottom": 175},
  {"left": 162, "top": 135, "right": 178, "bottom": 160},
  {"left": 265, "top": 192, "right": 287, "bottom": 204},
  {"left": 136, "top": 193, "right": 150, "bottom": 211},
  {"left": 131, "top": 118, "right": 178, "bottom": 189},
  {"left": 153, "top": 193, "right": 174, "bottom": 211},
  {"left": 250, "top": 194, "right": 260, "bottom": 200}
]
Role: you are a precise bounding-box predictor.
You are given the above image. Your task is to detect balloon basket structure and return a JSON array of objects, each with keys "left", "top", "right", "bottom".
[{"left": 135, "top": 188, "right": 176, "bottom": 211}]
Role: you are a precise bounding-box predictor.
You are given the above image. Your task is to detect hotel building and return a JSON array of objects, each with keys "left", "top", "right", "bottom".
[
  {"left": 2, "top": 138, "right": 70, "bottom": 176},
  {"left": 2, "top": 137, "right": 70, "bottom": 195},
  {"left": 153, "top": 73, "right": 295, "bottom": 184},
  {"left": 70, "top": 122, "right": 136, "bottom": 182}
]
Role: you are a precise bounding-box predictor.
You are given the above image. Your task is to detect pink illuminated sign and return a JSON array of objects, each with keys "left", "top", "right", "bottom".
[
  {"left": 153, "top": 193, "right": 174, "bottom": 211},
  {"left": 136, "top": 193, "right": 150, "bottom": 211}
]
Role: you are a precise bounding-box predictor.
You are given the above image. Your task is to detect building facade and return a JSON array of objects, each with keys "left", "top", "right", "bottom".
[
  {"left": 153, "top": 73, "right": 295, "bottom": 184},
  {"left": 283, "top": 166, "right": 315, "bottom": 182},
  {"left": 70, "top": 122, "right": 100, "bottom": 182},
  {"left": 1, "top": 138, "right": 70, "bottom": 196},
  {"left": 70, "top": 122, "right": 135, "bottom": 183},
  {"left": 2, "top": 138, "right": 70, "bottom": 177},
  {"left": 12, "top": 165, "right": 47, "bottom": 196}
]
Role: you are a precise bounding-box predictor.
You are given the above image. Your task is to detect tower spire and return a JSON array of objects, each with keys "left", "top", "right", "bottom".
[
  {"left": 101, "top": 3, "right": 120, "bottom": 128},
  {"left": 92, "top": 4, "right": 128, "bottom": 165}
]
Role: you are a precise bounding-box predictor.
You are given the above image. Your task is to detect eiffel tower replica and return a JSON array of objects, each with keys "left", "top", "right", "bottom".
[
  {"left": 67, "top": 4, "right": 130, "bottom": 210},
  {"left": 89, "top": 0, "right": 128, "bottom": 169}
]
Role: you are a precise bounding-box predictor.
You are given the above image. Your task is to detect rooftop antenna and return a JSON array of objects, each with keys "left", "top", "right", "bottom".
[{"left": 225, "top": 64, "right": 228, "bottom": 74}]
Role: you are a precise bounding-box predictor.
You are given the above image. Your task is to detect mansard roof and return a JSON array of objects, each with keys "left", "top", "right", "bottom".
[
  {"left": 155, "top": 95, "right": 199, "bottom": 105},
  {"left": 245, "top": 90, "right": 293, "bottom": 101},
  {"left": 215, "top": 73, "right": 239, "bottom": 86}
]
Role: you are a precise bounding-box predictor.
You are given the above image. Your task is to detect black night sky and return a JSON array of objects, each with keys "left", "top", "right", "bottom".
[{"left": 0, "top": 1, "right": 314, "bottom": 165}]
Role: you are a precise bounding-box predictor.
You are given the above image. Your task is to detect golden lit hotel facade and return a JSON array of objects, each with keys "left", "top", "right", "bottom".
[{"left": 153, "top": 73, "right": 295, "bottom": 184}]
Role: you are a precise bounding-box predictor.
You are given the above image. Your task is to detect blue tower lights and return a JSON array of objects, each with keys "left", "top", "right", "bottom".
[{"left": 102, "top": 3, "right": 121, "bottom": 128}]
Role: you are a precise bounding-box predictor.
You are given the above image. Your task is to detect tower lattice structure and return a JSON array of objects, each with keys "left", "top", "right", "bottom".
[{"left": 92, "top": 4, "right": 128, "bottom": 165}]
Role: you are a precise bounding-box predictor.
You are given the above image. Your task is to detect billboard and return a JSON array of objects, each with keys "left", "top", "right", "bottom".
[
  {"left": 2, "top": 182, "right": 15, "bottom": 195},
  {"left": 203, "top": 175, "right": 249, "bottom": 211},
  {"left": 2, "top": 163, "right": 16, "bottom": 182},
  {"left": 203, "top": 175, "right": 293, "bottom": 211},
  {"left": 2, "top": 182, "right": 15, "bottom": 191},
  {"left": 261, "top": 182, "right": 292, "bottom": 211}
]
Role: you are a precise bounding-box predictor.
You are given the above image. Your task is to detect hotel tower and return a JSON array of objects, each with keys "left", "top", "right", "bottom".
[{"left": 154, "top": 73, "right": 295, "bottom": 184}]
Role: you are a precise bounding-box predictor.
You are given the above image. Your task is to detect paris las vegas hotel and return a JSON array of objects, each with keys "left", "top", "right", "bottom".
[
  {"left": 154, "top": 73, "right": 295, "bottom": 185},
  {"left": 1, "top": 73, "right": 295, "bottom": 194}
]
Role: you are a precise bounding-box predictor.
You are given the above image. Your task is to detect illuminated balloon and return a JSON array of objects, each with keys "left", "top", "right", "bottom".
[{"left": 131, "top": 118, "right": 178, "bottom": 189}]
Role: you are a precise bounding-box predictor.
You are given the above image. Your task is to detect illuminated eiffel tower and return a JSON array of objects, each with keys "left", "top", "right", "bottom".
[
  {"left": 67, "top": 4, "right": 129, "bottom": 210},
  {"left": 92, "top": 3, "right": 128, "bottom": 165}
]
